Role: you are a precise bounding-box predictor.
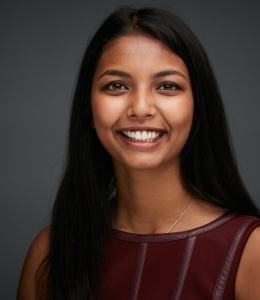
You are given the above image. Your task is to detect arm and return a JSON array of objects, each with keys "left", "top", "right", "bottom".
[
  {"left": 16, "top": 227, "right": 50, "bottom": 300},
  {"left": 235, "top": 227, "right": 260, "bottom": 300}
]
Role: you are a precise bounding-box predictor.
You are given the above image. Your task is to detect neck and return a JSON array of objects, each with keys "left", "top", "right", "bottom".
[{"left": 113, "top": 161, "right": 192, "bottom": 234}]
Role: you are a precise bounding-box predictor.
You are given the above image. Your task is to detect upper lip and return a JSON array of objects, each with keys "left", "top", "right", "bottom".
[{"left": 117, "top": 126, "right": 166, "bottom": 132}]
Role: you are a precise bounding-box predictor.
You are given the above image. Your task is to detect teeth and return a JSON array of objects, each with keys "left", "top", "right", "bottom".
[
  {"left": 135, "top": 131, "right": 141, "bottom": 140},
  {"left": 141, "top": 131, "right": 147, "bottom": 139},
  {"left": 122, "top": 130, "right": 162, "bottom": 142}
]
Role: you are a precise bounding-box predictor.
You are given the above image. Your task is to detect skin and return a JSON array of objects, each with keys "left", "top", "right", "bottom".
[
  {"left": 17, "top": 227, "right": 49, "bottom": 300},
  {"left": 91, "top": 34, "right": 224, "bottom": 234},
  {"left": 91, "top": 35, "right": 194, "bottom": 173},
  {"left": 17, "top": 34, "right": 260, "bottom": 299}
]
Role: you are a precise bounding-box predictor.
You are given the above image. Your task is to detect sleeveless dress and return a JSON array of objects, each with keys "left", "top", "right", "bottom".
[{"left": 95, "top": 213, "right": 260, "bottom": 300}]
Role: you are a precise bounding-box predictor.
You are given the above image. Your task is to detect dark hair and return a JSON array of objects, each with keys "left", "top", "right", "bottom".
[{"left": 39, "top": 6, "right": 260, "bottom": 300}]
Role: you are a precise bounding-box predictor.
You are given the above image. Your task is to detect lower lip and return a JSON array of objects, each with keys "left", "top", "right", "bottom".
[{"left": 119, "top": 133, "right": 165, "bottom": 150}]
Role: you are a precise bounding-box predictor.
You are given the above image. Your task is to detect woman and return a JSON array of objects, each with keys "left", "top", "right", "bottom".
[{"left": 17, "top": 6, "right": 260, "bottom": 300}]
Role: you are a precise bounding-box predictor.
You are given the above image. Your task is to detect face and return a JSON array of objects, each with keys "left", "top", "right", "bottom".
[{"left": 91, "top": 35, "right": 194, "bottom": 171}]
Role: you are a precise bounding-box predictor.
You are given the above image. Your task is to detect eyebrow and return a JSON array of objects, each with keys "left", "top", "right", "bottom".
[
  {"left": 153, "top": 70, "right": 187, "bottom": 80},
  {"left": 98, "top": 69, "right": 187, "bottom": 81},
  {"left": 98, "top": 70, "right": 131, "bottom": 81}
]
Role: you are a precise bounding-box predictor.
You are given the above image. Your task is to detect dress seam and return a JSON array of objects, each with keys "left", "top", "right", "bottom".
[
  {"left": 129, "top": 243, "right": 148, "bottom": 300},
  {"left": 170, "top": 236, "right": 196, "bottom": 300},
  {"left": 110, "top": 212, "right": 240, "bottom": 243},
  {"left": 212, "top": 218, "right": 254, "bottom": 300}
]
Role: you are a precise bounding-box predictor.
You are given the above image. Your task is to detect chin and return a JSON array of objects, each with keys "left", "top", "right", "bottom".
[{"left": 114, "top": 156, "right": 177, "bottom": 172}]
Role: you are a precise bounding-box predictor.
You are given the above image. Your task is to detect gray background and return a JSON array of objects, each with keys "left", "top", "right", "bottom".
[{"left": 1, "top": 0, "right": 259, "bottom": 299}]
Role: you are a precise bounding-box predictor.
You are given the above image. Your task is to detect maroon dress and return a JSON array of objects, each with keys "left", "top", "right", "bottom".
[{"left": 95, "top": 213, "right": 260, "bottom": 300}]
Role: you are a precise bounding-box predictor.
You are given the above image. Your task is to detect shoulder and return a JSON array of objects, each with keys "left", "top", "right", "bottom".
[
  {"left": 17, "top": 227, "right": 50, "bottom": 300},
  {"left": 236, "top": 223, "right": 260, "bottom": 300}
]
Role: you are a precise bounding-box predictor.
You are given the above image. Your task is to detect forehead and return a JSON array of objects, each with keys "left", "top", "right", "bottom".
[{"left": 94, "top": 34, "right": 189, "bottom": 76}]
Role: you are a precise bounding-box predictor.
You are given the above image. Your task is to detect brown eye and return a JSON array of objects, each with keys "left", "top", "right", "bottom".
[
  {"left": 106, "top": 82, "right": 128, "bottom": 90},
  {"left": 158, "top": 83, "right": 177, "bottom": 90}
]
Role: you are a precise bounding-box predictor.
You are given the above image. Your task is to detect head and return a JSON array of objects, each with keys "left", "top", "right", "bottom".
[{"left": 69, "top": 6, "right": 225, "bottom": 193}]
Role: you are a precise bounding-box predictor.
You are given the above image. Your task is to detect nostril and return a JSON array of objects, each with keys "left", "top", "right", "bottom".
[{"left": 129, "top": 113, "right": 153, "bottom": 118}]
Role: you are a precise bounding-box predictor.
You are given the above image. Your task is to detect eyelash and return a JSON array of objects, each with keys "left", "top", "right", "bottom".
[
  {"left": 103, "top": 81, "right": 181, "bottom": 91},
  {"left": 157, "top": 82, "right": 180, "bottom": 90},
  {"left": 104, "top": 82, "right": 128, "bottom": 90}
]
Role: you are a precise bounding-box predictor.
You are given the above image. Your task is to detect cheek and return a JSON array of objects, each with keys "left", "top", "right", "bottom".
[
  {"left": 92, "top": 104, "right": 109, "bottom": 129},
  {"left": 91, "top": 96, "right": 124, "bottom": 156},
  {"left": 177, "top": 104, "right": 193, "bottom": 130},
  {"left": 91, "top": 93, "right": 126, "bottom": 130},
  {"left": 91, "top": 97, "right": 114, "bottom": 130},
  {"left": 163, "top": 97, "right": 194, "bottom": 130},
  {"left": 91, "top": 101, "right": 113, "bottom": 151}
]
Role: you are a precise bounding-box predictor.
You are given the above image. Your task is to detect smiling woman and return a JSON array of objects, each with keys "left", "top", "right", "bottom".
[
  {"left": 91, "top": 35, "right": 193, "bottom": 170},
  {"left": 17, "top": 6, "right": 260, "bottom": 300}
]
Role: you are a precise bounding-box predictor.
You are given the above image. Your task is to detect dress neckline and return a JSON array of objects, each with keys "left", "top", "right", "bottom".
[{"left": 110, "top": 212, "right": 237, "bottom": 243}]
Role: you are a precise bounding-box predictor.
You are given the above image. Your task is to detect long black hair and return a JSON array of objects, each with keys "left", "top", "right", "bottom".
[{"left": 39, "top": 6, "right": 260, "bottom": 300}]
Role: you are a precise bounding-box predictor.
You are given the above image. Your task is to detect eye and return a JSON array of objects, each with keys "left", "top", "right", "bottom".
[
  {"left": 157, "top": 82, "right": 179, "bottom": 90},
  {"left": 105, "top": 82, "right": 128, "bottom": 90}
]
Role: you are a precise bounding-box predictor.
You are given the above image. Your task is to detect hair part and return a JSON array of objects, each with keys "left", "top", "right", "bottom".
[{"left": 40, "top": 6, "right": 260, "bottom": 299}]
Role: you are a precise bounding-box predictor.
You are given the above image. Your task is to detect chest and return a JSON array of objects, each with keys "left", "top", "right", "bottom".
[{"left": 95, "top": 215, "right": 256, "bottom": 300}]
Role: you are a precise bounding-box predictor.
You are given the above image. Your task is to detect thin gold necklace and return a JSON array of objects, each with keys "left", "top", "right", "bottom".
[{"left": 113, "top": 197, "right": 193, "bottom": 233}]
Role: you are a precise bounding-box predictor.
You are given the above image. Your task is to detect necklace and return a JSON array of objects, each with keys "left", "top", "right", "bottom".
[
  {"left": 113, "top": 197, "right": 193, "bottom": 233},
  {"left": 166, "top": 197, "right": 193, "bottom": 233}
]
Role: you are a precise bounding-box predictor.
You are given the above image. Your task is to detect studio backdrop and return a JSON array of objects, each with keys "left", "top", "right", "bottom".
[{"left": 1, "top": 1, "right": 259, "bottom": 299}]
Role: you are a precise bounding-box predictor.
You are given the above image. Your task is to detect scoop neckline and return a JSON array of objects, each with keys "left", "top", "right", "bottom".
[{"left": 110, "top": 211, "right": 238, "bottom": 243}]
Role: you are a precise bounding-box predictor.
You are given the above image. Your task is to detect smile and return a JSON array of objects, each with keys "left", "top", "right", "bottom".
[{"left": 122, "top": 130, "right": 163, "bottom": 143}]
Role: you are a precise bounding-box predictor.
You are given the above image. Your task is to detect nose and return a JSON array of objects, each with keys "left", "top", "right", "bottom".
[{"left": 127, "top": 89, "right": 156, "bottom": 120}]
